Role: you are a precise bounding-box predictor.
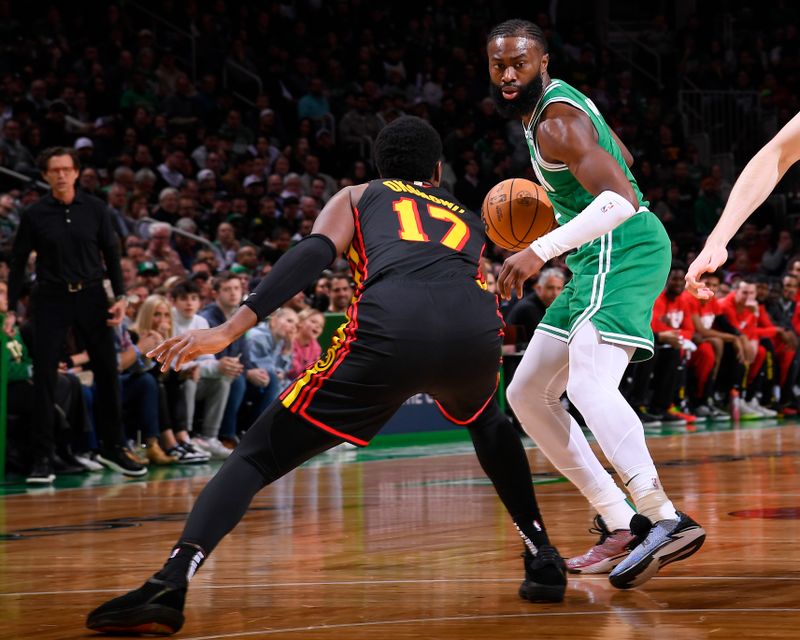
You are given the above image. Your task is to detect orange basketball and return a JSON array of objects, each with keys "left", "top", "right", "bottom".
[{"left": 481, "top": 178, "right": 556, "bottom": 252}]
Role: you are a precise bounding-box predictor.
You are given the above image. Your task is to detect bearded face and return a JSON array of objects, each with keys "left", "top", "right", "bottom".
[
  {"left": 487, "top": 36, "right": 549, "bottom": 120},
  {"left": 489, "top": 73, "right": 545, "bottom": 119}
]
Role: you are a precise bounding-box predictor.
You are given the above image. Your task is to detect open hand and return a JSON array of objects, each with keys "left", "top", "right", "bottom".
[
  {"left": 497, "top": 249, "right": 544, "bottom": 300},
  {"left": 147, "top": 325, "right": 233, "bottom": 372}
]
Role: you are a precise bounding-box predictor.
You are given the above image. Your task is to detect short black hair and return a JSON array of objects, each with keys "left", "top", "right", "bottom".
[
  {"left": 170, "top": 279, "right": 201, "bottom": 299},
  {"left": 373, "top": 116, "right": 442, "bottom": 181},
  {"left": 38, "top": 147, "right": 80, "bottom": 173},
  {"left": 486, "top": 19, "right": 549, "bottom": 53}
]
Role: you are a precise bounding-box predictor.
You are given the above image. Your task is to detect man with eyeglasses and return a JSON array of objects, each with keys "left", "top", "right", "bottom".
[{"left": 6, "top": 146, "right": 147, "bottom": 483}]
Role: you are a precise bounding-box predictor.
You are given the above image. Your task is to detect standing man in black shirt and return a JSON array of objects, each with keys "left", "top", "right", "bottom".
[{"left": 5, "top": 147, "right": 147, "bottom": 483}]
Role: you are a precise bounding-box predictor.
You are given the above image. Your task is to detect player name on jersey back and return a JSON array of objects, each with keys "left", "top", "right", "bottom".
[{"left": 381, "top": 180, "right": 466, "bottom": 214}]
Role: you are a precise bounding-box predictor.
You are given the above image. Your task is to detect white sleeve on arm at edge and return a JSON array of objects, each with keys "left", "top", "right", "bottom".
[{"left": 530, "top": 190, "right": 638, "bottom": 262}]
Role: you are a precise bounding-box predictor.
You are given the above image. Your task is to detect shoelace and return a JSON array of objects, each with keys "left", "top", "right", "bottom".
[
  {"left": 531, "top": 545, "right": 564, "bottom": 568},
  {"left": 588, "top": 515, "right": 612, "bottom": 545}
]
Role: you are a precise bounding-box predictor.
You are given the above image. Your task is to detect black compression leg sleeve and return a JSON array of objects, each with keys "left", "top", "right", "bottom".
[
  {"left": 171, "top": 402, "right": 342, "bottom": 563},
  {"left": 466, "top": 401, "right": 550, "bottom": 549}
]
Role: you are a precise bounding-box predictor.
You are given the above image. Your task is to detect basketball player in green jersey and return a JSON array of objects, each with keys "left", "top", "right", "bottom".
[{"left": 487, "top": 19, "right": 705, "bottom": 589}]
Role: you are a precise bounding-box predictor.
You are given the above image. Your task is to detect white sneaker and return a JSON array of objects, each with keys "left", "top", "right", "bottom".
[
  {"left": 706, "top": 400, "right": 731, "bottom": 421},
  {"left": 74, "top": 452, "right": 104, "bottom": 472},
  {"left": 167, "top": 442, "right": 209, "bottom": 464},
  {"left": 190, "top": 436, "right": 211, "bottom": 451},
  {"left": 740, "top": 398, "right": 765, "bottom": 419},
  {"left": 749, "top": 397, "right": 778, "bottom": 417},
  {"left": 204, "top": 437, "right": 232, "bottom": 460}
]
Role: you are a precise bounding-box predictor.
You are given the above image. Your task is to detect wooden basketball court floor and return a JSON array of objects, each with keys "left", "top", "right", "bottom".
[{"left": 2, "top": 420, "right": 800, "bottom": 639}]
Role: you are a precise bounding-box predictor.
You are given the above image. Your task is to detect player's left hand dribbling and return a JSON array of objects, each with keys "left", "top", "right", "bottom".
[{"left": 497, "top": 249, "right": 545, "bottom": 300}]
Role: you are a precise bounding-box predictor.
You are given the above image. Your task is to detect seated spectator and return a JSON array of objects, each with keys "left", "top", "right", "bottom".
[
  {"left": 506, "top": 268, "right": 566, "bottom": 348},
  {"left": 298, "top": 78, "right": 332, "bottom": 125},
  {"left": 213, "top": 222, "right": 239, "bottom": 269},
  {"left": 246, "top": 307, "right": 299, "bottom": 414},
  {"left": 310, "top": 274, "right": 331, "bottom": 311},
  {"left": 752, "top": 276, "right": 796, "bottom": 411},
  {"left": 170, "top": 280, "right": 233, "bottom": 459},
  {"left": 156, "top": 147, "right": 187, "bottom": 191},
  {"left": 626, "top": 265, "right": 695, "bottom": 427},
  {"left": 767, "top": 273, "right": 800, "bottom": 412},
  {"left": 232, "top": 245, "right": 259, "bottom": 276},
  {"left": 0, "top": 119, "right": 36, "bottom": 175},
  {"left": 120, "top": 257, "right": 138, "bottom": 291},
  {"left": 174, "top": 217, "right": 200, "bottom": 267},
  {"left": 189, "top": 269, "right": 214, "bottom": 306},
  {"left": 146, "top": 222, "right": 185, "bottom": 277},
  {"left": 682, "top": 270, "right": 741, "bottom": 419},
  {"left": 130, "top": 294, "right": 209, "bottom": 464},
  {"left": 137, "top": 260, "right": 163, "bottom": 290},
  {"left": 717, "top": 279, "right": 775, "bottom": 418},
  {"left": 153, "top": 188, "right": 181, "bottom": 226},
  {"left": 299, "top": 154, "right": 336, "bottom": 201},
  {"left": 454, "top": 158, "right": 490, "bottom": 212},
  {"left": 328, "top": 274, "right": 353, "bottom": 313},
  {"left": 284, "top": 290, "right": 310, "bottom": 314},
  {"left": 2, "top": 280, "right": 89, "bottom": 476},
  {"left": 199, "top": 272, "right": 267, "bottom": 451},
  {"left": 114, "top": 323, "right": 176, "bottom": 465},
  {"left": 289, "top": 308, "right": 324, "bottom": 380},
  {"left": 0, "top": 193, "right": 20, "bottom": 250},
  {"left": 761, "top": 230, "right": 793, "bottom": 277}
]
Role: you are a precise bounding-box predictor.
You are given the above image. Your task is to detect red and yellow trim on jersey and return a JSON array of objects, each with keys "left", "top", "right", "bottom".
[
  {"left": 474, "top": 241, "right": 505, "bottom": 339},
  {"left": 474, "top": 241, "right": 488, "bottom": 290},
  {"left": 278, "top": 205, "right": 370, "bottom": 445}
]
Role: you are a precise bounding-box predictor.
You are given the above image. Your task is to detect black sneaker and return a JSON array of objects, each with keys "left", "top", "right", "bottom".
[
  {"left": 53, "top": 451, "right": 88, "bottom": 475},
  {"left": 166, "top": 441, "right": 210, "bottom": 464},
  {"left": 86, "top": 577, "right": 186, "bottom": 635},
  {"left": 655, "top": 411, "right": 686, "bottom": 426},
  {"left": 96, "top": 445, "right": 148, "bottom": 477},
  {"left": 519, "top": 544, "right": 567, "bottom": 603},
  {"left": 633, "top": 407, "right": 662, "bottom": 428},
  {"left": 26, "top": 457, "right": 55, "bottom": 484}
]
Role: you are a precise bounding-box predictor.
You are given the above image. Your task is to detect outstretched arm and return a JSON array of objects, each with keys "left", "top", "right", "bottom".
[
  {"left": 686, "top": 112, "right": 800, "bottom": 298},
  {"left": 148, "top": 186, "right": 363, "bottom": 370},
  {"left": 498, "top": 103, "right": 639, "bottom": 299}
]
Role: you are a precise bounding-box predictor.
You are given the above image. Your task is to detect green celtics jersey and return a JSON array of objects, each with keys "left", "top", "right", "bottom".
[{"left": 523, "top": 79, "right": 649, "bottom": 225}]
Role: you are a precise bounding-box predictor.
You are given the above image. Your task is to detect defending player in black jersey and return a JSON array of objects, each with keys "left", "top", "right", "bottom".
[{"left": 86, "top": 117, "right": 566, "bottom": 636}]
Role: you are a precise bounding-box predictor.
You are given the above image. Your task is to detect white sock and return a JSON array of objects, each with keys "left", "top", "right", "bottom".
[{"left": 624, "top": 469, "right": 678, "bottom": 522}]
